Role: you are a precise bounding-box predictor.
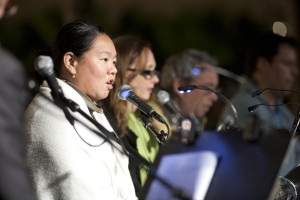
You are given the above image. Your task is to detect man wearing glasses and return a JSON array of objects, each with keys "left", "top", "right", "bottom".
[{"left": 150, "top": 48, "right": 219, "bottom": 144}]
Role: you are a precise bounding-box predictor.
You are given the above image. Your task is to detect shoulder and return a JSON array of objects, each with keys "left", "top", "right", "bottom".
[
  {"left": 0, "top": 47, "right": 24, "bottom": 76},
  {"left": 25, "top": 80, "right": 89, "bottom": 138}
]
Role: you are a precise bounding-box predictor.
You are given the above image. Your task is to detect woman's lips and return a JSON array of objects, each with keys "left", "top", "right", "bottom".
[{"left": 106, "top": 79, "right": 115, "bottom": 90}]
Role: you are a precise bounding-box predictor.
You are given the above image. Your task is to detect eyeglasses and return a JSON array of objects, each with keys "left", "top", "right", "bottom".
[
  {"left": 127, "top": 68, "right": 160, "bottom": 79},
  {"left": 197, "top": 85, "right": 222, "bottom": 95}
]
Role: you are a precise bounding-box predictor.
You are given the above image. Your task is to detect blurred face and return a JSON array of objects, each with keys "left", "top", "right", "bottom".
[
  {"left": 0, "top": 0, "right": 17, "bottom": 19},
  {"left": 72, "top": 34, "right": 117, "bottom": 101},
  {"left": 0, "top": 0, "right": 8, "bottom": 19},
  {"left": 127, "top": 47, "right": 159, "bottom": 101},
  {"left": 178, "top": 63, "right": 219, "bottom": 118},
  {"left": 266, "top": 43, "right": 298, "bottom": 94}
]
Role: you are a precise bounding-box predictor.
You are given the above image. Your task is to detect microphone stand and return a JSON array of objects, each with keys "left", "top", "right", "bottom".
[
  {"left": 61, "top": 97, "right": 191, "bottom": 200},
  {"left": 268, "top": 108, "right": 300, "bottom": 199},
  {"left": 61, "top": 96, "right": 122, "bottom": 143},
  {"left": 196, "top": 85, "right": 238, "bottom": 127},
  {"left": 138, "top": 112, "right": 168, "bottom": 144},
  {"left": 178, "top": 85, "right": 239, "bottom": 131},
  {"left": 32, "top": 89, "right": 125, "bottom": 155},
  {"left": 47, "top": 85, "right": 75, "bottom": 127},
  {"left": 33, "top": 86, "right": 191, "bottom": 200}
]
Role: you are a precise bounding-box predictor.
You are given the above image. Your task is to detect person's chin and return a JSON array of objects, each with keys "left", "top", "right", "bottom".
[
  {"left": 99, "top": 91, "right": 109, "bottom": 100},
  {"left": 198, "top": 114, "right": 205, "bottom": 118},
  {"left": 141, "top": 93, "right": 151, "bottom": 101},
  {"left": 196, "top": 110, "right": 206, "bottom": 118}
]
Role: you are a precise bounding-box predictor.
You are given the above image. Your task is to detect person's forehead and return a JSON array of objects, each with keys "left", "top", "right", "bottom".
[
  {"left": 191, "top": 62, "right": 216, "bottom": 75},
  {"left": 192, "top": 70, "right": 218, "bottom": 85},
  {"left": 276, "top": 43, "right": 297, "bottom": 56},
  {"left": 198, "top": 62, "right": 216, "bottom": 69},
  {"left": 271, "top": 44, "right": 298, "bottom": 65}
]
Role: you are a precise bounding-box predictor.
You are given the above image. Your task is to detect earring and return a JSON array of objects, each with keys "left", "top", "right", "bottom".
[{"left": 72, "top": 74, "right": 75, "bottom": 79}]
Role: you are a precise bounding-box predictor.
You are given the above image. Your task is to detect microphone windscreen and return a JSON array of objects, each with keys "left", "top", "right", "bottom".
[
  {"left": 117, "top": 84, "right": 132, "bottom": 100},
  {"left": 157, "top": 90, "right": 170, "bottom": 105},
  {"left": 34, "top": 55, "right": 54, "bottom": 76}
]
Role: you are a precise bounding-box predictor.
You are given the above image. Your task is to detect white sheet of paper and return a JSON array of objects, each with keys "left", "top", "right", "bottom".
[{"left": 146, "top": 151, "right": 218, "bottom": 200}]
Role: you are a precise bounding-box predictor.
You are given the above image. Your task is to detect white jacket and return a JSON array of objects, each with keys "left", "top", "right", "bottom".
[{"left": 25, "top": 79, "right": 137, "bottom": 200}]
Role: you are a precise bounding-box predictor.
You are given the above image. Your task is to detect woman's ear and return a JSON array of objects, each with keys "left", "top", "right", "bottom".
[{"left": 63, "top": 52, "right": 77, "bottom": 75}]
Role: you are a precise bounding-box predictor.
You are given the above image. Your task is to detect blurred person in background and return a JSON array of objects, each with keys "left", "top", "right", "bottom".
[
  {"left": 219, "top": 32, "right": 299, "bottom": 175},
  {"left": 149, "top": 48, "right": 219, "bottom": 144},
  {"left": 220, "top": 32, "right": 299, "bottom": 136},
  {"left": 103, "top": 35, "right": 161, "bottom": 195},
  {"left": 0, "top": 0, "right": 35, "bottom": 199}
]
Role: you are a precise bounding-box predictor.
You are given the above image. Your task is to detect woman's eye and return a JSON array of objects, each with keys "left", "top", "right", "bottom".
[{"left": 101, "top": 58, "right": 108, "bottom": 62}]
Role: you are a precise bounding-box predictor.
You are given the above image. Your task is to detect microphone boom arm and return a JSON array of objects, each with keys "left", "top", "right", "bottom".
[
  {"left": 197, "top": 85, "right": 238, "bottom": 125},
  {"left": 178, "top": 85, "right": 239, "bottom": 130}
]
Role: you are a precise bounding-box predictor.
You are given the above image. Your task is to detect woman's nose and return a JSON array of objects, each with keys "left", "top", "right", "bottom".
[
  {"left": 152, "top": 73, "right": 159, "bottom": 83},
  {"left": 109, "top": 63, "right": 118, "bottom": 75}
]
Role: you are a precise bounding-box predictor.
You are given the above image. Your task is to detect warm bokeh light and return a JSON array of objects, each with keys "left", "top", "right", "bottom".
[{"left": 272, "top": 21, "right": 287, "bottom": 36}]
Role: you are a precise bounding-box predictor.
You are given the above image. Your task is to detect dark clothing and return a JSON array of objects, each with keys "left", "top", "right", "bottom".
[{"left": 0, "top": 46, "right": 35, "bottom": 200}]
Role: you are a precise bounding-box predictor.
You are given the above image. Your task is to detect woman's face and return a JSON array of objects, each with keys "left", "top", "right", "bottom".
[
  {"left": 72, "top": 34, "right": 117, "bottom": 101},
  {"left": 127, "top": 47, "right": 159, "bottom": 101}
]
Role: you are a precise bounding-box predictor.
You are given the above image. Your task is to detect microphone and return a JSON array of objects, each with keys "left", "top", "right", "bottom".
[
  {"left": 34, "top": 55, "right": 63, "bottom": 100},
  {"left": 248, "top": 104, "right": 261, "bottom": 112},
  {"left": 248, "top": 103, "right": 300, "bottom": 113},
  {"left": 156, "top": 90, "right": 183, "bottom": 119},
  {"left": 118, "top": 84, "right": 166, "bottom": 124},
  {"left": 251, "top": 88, "right": 299, "bottom": 98},
  {"left": 34, "top": 55, "right": 74, "bottom": 124},
  {"left": 251, "top": 89, "right": 265, "bottom": 98},
  {"left": 249, "top": 88, "right": 300, "bottom": 112}
]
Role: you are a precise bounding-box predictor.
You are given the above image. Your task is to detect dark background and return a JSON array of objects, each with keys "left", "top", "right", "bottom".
[{"left": 1, "top": 0, "right": 300, "bottom": 126}]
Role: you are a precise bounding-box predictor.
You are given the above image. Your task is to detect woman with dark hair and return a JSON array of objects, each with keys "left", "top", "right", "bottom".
[
  {"left": 25, "top": 21, "right": 137, "bottom": 199},
  {"left": 103, "top": 35, "right": 160, "bottom": 194}
]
